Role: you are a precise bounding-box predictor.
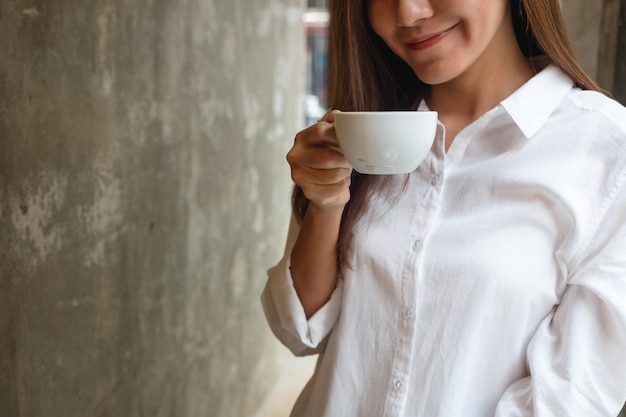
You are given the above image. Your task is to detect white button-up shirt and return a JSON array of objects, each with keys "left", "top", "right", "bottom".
[{"left": 261, "top": 65, "right": 626, "bottom": 417}]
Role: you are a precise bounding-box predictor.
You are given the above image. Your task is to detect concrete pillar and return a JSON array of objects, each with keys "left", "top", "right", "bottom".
[
  {"left": 610, "top": 0, "right": 626, "bottom": 104},
  {"left": 596, "top": 0, "right": 622, "bottom": 95},
  {"left": 0, "top": 0, "right": 303, "bottom": 416},
  {"left": 562, "top": 0, "right": 625, "bottom": 105},
  {"left": 561, "top": 0, "right": 604, "bottom": 81}
]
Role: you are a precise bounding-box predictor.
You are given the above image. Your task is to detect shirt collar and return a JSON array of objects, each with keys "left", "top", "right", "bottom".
[
  {"left": 418, "top": 63, "right": 576, "bottom": 140},
  {"left": 500, "top": 64, "right": 575, "bottom": 139}
]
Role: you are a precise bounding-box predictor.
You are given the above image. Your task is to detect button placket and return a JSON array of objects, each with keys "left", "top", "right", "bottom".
[{"left": 385, "top": 155, "right": 445, "bottom": 417}]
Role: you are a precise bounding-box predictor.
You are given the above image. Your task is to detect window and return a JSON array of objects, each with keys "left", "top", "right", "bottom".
[{"left": 304, "top": 2, "right": 329, "bottom": 125}]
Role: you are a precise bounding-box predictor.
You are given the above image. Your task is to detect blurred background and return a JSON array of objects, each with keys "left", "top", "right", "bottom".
[{"left": 0, "top": 0, "right": 624, "bottom": 416}]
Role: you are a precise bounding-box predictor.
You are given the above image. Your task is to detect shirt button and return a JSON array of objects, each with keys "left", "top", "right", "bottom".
[
  {"left": 431, "top": 173, "right": 442, "bottom": 186},
  {"left": 394, "top": 379, "right": 404, "bottom": 392},
  {"left": 405, "top": 309, "right": 415, "bottom": 319},
  {"left": 413, "top": 238, "right": 423, "bottom": 251}
]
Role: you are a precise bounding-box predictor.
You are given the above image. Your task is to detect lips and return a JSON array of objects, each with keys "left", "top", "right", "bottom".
[{"left": 404, "top": 24, "right": 458, "bottom": 51}]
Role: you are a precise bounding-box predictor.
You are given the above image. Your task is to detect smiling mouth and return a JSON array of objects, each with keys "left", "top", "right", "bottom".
[{"left": 405, "top": 24, "right": 458, "bottom": 51}]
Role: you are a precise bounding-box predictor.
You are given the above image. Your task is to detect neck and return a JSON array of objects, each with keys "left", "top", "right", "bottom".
[
  {"left": 428, "top": 53, "right": 535, "bottom": 124},
  {"left": 425, "top": 22, "right": 536, "bottom": 149}
]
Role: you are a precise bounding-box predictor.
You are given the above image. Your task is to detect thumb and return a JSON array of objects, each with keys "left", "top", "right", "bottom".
[{"left": 321, "top": 109, "right": 341, "bottom": 123}]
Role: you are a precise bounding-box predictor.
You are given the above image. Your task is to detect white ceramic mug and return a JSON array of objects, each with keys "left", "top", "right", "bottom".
[{"left": 334, "top": 111, "right": 438, "bottom": 175}]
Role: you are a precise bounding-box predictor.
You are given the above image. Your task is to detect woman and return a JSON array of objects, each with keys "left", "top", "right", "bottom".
[{"left": 262, "top": 0, "right": 626, "bottom": 415}]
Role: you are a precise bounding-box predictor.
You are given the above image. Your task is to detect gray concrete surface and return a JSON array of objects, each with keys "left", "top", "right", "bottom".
[
  {"left": 611, "top": 0, "right": 626, "bottom": 104},
  {"left": 562, "top": 0, "right": 604, "bottom": 81},
  {"left": 0, "top": 0, "right": 303, "bottom": 416},
  {"left": 562, "top": 0, "right": 625, "bottom": 105}
]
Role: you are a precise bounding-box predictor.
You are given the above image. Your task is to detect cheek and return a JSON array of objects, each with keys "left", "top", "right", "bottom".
[
  {"left": 366, "top": 0, "right": 391, "bottom": 39},
  {"left": 366, "top": 4, "right": 409, "bottom": 64}
]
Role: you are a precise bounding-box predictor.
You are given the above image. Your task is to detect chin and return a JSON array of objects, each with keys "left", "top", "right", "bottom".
[
  {"left": 413, "top": 69, "right": 457, "bottom": 86},
  {"left": 410, "top": 60, "right": 468, "bottom": 86}
]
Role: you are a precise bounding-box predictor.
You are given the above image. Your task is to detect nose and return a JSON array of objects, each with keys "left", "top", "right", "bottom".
[{"left": 396, "top": 0, "right": 434, "bottom": 27}]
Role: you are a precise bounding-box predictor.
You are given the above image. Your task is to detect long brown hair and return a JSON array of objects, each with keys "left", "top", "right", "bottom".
[{"left": 292, "top": 0, "right": 601, "bottom": 269}]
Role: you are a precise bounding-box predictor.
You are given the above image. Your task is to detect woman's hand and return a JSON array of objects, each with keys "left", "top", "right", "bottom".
[{"left": 287, "top": 110, "right": 353, "bottom": 211}]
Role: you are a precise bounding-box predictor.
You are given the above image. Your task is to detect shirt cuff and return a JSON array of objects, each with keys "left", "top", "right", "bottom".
[{"left": 261, "top": 254, "right": 343, "bottom": 355}]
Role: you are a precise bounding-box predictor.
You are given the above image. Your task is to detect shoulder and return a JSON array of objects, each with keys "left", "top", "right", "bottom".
[
  {"left": 542, "top": 89, "right": 626, "bottom": 194},
  {"left": 563, "top": 89, "right": 626, "bottom": 137}
]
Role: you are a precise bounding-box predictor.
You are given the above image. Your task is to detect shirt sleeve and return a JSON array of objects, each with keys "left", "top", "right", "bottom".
[
  {"left": 495, "top": 175, "right": 626, "bottom": 416},
  {"left": 260, "top": 215, "right": 343, "bottom": 356}
]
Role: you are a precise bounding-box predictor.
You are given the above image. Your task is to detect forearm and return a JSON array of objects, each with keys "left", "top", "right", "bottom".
[{"left": 290, "top": 203, "right": 344, "bottom": 319}]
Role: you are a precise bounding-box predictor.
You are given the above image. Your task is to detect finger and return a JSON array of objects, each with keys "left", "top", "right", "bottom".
[
  {"left": 292, "top": 166, "right": 352, "bottom": 187},
  {"left": 287, "top": 144, "right": 351, "bottom": 171},
  {"left": 321, "top": 109, "right": 341, "bottom": 123},
  {"left": 302, "top": 146, "right": 351, "bottom": 170},
  {"left": 325, "top": 143, "right": 343, "bottom": 154},
  {"left": 296, "top": 120, "right": 340, "bottom": 148},
  {"left": 298, "top": 123, "right": 342, "bottom": 151},
  {"left": 300, "top": 177, "right": 352, "bottom": 208}
]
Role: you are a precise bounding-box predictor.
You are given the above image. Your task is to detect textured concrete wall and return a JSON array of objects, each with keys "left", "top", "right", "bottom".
[
  {"left": 612, "top": 0, "right": 626, "bottom": 104},
  {"left": 0, "top": 0, "right": 303, "bottom": 416},
  {"left": 562, "top": 0, "right": 604, "bottom": 81}
]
